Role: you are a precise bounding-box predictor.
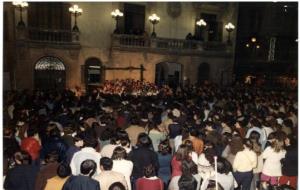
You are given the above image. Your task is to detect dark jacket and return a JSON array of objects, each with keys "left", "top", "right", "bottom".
[
  {"left": 128, "top": 147, "right": 160, "bottom": 179},
  {"left": 40, "top": 136, "right": 68, "bottom": 162},
  {"left": 282, "top": 145, "right": 298, "bottom": 176},
  {"left": 4, "top": 164, "right": 39, "bottom": 190},
  {"left": 168, "top": 123, "right": 181, "bottom": 139},
  {"left": 62, "top": 175, "right": 100, "bottom": 190}
]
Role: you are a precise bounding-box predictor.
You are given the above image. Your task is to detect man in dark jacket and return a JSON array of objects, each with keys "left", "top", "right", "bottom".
[
  {"left": 128, "top": 133, "right": 159, "bottom": 190},
  {"left": 40, "top": 127, "right": 68, "bottom": 162},
  {"left": 62, "top": 159, "right": 100, "bottom": 190},
  {"left": 4, "top": 151, "right": 39, "bottom": 190}
]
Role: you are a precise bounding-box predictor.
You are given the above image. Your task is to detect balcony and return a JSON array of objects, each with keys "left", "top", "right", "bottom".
[
  {"left": 16, "top": 27, "right": 80, "bottom": 49},
  {"left": 111, "top": 34, "right": 231, "bottom": 56}
]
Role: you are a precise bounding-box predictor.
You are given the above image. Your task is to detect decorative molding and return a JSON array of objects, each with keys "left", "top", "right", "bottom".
[{"left": 167, "top": 2, "right": 182, "bottom": 18}]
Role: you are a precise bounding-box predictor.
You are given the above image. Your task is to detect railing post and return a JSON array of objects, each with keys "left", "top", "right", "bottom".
[
  {"left": 150, "top": 38, "right": 157, "bottom": 49},
  {"left": 72, "top": 31, "right": 80, "bottom": 42}
]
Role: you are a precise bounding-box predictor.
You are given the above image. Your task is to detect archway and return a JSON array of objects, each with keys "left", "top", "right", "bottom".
[
  {"left": 84, "top": 57, "right": 102, "bottom": 88},
  {"left": 34, "top": 56, "right": 66, "bottom": 90},
  {"left": 197, "top": 62, "right": 210, "bottom": 84},
  {"left": 155, "top": 62, "right": 182, "bottom": 89}
]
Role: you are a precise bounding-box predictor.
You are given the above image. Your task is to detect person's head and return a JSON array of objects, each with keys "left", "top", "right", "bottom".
[
  {"left": 74, "top": 134, "right": 84, "bottom": 147},
  {"left": 206, "top": 180, "right": 224, "bottom": 190},
  {"left": 271, "top": 139, "right": 285, "bottom": 152},
  {"left": 109, "top": 182, "right": 126, "bottom": 190},
  {"left": 100, "top": 157, "right": 113, "bottom": 171},
  {"left": 143, "top": 164, "right": 156, "bottom": 178},
  {"left": 27, "top": 126, "right": 38, "bottom": 137},
  {"left": 57, "top": 163, "right": 71, "bottom": 178},
  {"left": 84, "top": 137, "right": 98, "bottom": 149},
  {"left": 243, "top": 138, "right": 253, "bottom": 150},
  {"left": 181, "top": 159, "right": 198, "bottom": 175},
  {"left": 116, "top": 130, "right": 131, "bottom": 147},
  {"left": 136, "top": 133, "right": 152, "bottom": 148},
  {"left": 80, "top": 159, "right": 97, "bottom": 177},
  {"left": 175, "top": 144, "right": 189, "bottom": 161},
  {"left": 184, "top": 139, "right": 194, "bottom": 153},
  {"left": 14, "top": 151, "right": 32, "bottom": 165},
  {"left": 216, "top": 157, "right": 232, "bottom": 175},
  {"left": 178, "top": 175, "right": 197, "bottom": 190},
  {"left": 158, "top": 139, "right": 171, "bottom": 155},
  {"left": 45, "top": 151, "right": 59, "bottom": 163},
  {"left": 112, "top": 146, "right": 127, "bottom": 160},
  {"left": 229, "top": 136, "right": 244, "bottom": 155}
]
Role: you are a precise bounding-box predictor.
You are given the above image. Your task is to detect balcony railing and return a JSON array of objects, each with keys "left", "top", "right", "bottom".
[
  {"left": 28, "top": 27, "right": 73, "bottom": 43},
  {"left": 112, "top": 34, "right": 230, "bottom": 53}
]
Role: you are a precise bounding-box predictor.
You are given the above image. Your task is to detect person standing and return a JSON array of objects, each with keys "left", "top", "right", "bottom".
[{"left": 233, "top": 139, "right": 257, "bottom": 190}]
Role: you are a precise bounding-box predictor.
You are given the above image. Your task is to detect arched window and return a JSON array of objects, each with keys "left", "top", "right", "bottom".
[
  {"left": 34, "top": 56, "right": 66, "bottom": 90},
  {"left": 35, "top": 56, "right": 65, "bottom": 71}
]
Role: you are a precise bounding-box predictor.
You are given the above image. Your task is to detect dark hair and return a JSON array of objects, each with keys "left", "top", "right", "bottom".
[
  {"left": 206, "top": 180, "right": 224, "bottom": 190},
  {"left": 243, "top": 138, "right": 253, "bottom": 149},
  {"left": 84, "top": 137, "right": 98, "bottom": 148},
  {"left": 175, "top": 144, "right": 189, "bottom": 161},
  {"left": 137, "top": 133, "right": 152, "bottom": 148},
  {"left": 143, "top": 164, "right": 156, "bottom": 178},
  {"left": 229, "top": 136, "right": 244, "bottom": 155},
  {"left": 80, "top": 159, "right": 97, "bottom": 177},
  {"left": 14, "top": 151, "right": 32, "bottom": 165},
  {"left": 57, "top": 163, "right": 71, "bottom": 178},
  {"left": 112, "top": 146, "right": 127, "bottom": 160},
  {"left": 109, "top": 182, "right": 126, "bottom": 190},
  {"left": 27, "top": 127, "right": 38, "bottom": 137},
  {"left": 216, "top": 157, "right": 232, "bottom": 175},
  {"left": 45, "top": 151, "right": 59, "bottom": 163},
  {"left": 184, "top": 140, "right": 194, "bottom": 153},
  {"left": 116, "top": 130, "right": 131, "bottom": 147},
  {"left": 100, "top": 157, "right": 113, "bottom": 171},
  {"left": 158, "top": 139, "right": 171, "bottom": 155},
  {"left": 181, "top": 159, "right": 198, "bottom": 175},
  {"left": 178, "top": 165, "right": 197, "bottom": 190}
]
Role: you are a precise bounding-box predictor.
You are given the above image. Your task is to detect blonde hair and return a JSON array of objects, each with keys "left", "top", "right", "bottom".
[{"left": 271, "top": 139, "right": 284, "bottom": 152}]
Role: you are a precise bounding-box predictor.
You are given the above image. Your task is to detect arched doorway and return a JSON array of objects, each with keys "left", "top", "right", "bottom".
[
  {"left": 197, "top": 62, "right": 210, "bottom": 84},
  {"left": 84, "top": 58, "right": 102, "bottom": 89},
  {"left": 34, "top": 56, "right": 66, "bottom": 90},
  {"left": 155, "top": 62, "right": 182, "bottom": 89}
]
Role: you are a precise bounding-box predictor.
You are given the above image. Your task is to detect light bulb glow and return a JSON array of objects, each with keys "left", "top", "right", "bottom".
[
  {"left": 12, "top": 1, "right": 28, "bottom": 8},
  {"left": 196, "top": 19, "right": 207, "bottom": 27},
  {"left": 111, "top": 9, "right": 124, "bottom": 18},
  {"left": 149, "top": 14, "right": 160, "bottom": 22},
  {"left": 69, "top": 4, "right": 83, "bottom": 14}
]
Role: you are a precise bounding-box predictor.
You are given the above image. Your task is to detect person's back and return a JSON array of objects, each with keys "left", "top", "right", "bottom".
[
  {"left": 94, "top": 157, "right": 128, "bottom": 190},
  {"left": 70, "top": 138, "right": 101, "bottom": 176},
  {"left": 128, "top": 133, "right": 159, "bottom": 183},
  {"left": 4, "top": 164, "right": 39, "bottom": 190},
  {"left": 4, "top": 151, "right": 39, "bottom": 190},
  {"left": 125, "top": 125, "right": 145, "bottom": 146},
  {"left": 136, "top": 164, "right": 164, "bottom": 190},
  {"left": 63, "top": 159, "right": 100, "bottom": 190},
  {"left": 62, "top": 175, "right": 100, "bottom": 190}
]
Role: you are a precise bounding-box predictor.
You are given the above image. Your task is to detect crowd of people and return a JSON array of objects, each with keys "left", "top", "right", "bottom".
[
  {"left": 3, "top": 81, "right": 298, "bottom": 190},
  {"left": 97, "top": 79, "right": 173, "bottom": 96}
]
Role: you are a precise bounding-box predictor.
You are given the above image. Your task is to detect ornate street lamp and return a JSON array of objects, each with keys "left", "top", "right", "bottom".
[
  {"left": 196, "top": 19, "right": 207, "bottom": 41},
  {"left": 225, "top": 22, "right": 235, "bottom": 44},
  {"left": 12, "top": 1, "right": 28, "bottom": 28},
  {"left": 148, "top": 13, "right": 160, "bottom": 37},
  {"left": 69, "top": 4, "right": 83, "bottom": 32},
  {"left": 111, "top": 9, "right": 124, "bottom": 34}
]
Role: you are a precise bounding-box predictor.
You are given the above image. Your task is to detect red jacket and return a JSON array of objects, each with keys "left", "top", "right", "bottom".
[{"left": 21, "top": 137, "right": 41, "bottom": 160}]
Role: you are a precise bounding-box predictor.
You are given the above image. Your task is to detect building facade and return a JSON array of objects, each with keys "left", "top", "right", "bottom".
[{"left": 4, "top": 2, "right": 238, "bottom": 91}]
